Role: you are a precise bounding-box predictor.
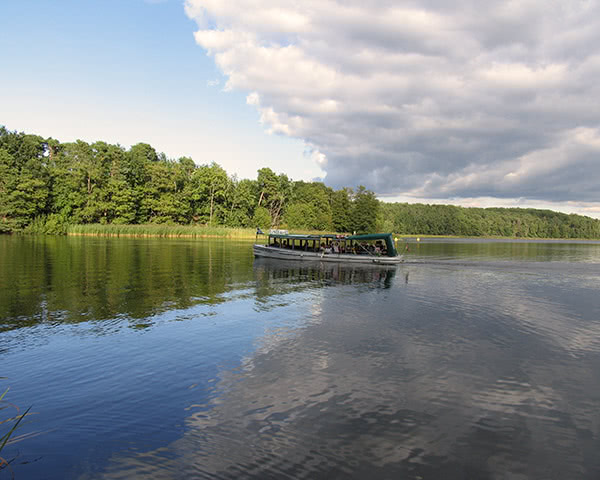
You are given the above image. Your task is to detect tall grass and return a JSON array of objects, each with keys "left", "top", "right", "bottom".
[
  {"left": 31, "top": 222, "right": 492, "bottom": 240},
  {"left": 66, "top": 223, "right": 259, "bottom": 238},
  {"left": 0, "top": 383, "right": 32, "bottom": 473},
  {"left": 65, "top": 225, "right": 458, "bottom": 239}
]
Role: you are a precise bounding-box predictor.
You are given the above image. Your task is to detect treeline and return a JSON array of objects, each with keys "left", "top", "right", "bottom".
[
  {"left": 380, "top": 203, "right": 600, "bottom": 239},
  {"left": 1, "top": 126, "right": 599, "bottom": 239},
  {"left": 0, "top": 127, "right": 377, "bottom": 234}
]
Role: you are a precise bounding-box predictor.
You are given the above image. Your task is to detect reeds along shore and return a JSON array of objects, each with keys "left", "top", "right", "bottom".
[
  {"left": 66, "top": 224, "right": 259, "bottom": 238},
  {"left": 36, "top": 224, "right": 600, "bottom": 241},
  {"left": 65, "top": 224, "right": 359, "bottom": 239}
]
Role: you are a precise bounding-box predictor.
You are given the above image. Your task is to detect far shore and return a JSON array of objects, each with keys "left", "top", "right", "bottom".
[{"left": 44, "top": 224, "right": 599, "bottom": 242}]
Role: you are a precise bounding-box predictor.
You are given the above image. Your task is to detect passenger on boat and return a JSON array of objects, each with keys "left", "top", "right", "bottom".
[
  {"left": 374, "top": 241, "right": 382, "bottom": 255},
  {"left": 320, "top": 242, "right": 332, "bottom": 254}
]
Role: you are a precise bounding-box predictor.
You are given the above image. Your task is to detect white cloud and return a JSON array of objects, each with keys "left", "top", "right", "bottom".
[{"left": 185, "top": 0, "right": 600, "bottom": 216}]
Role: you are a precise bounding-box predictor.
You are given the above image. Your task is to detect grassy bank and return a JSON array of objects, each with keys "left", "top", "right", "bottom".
[
  {"left": 66, "top": 224, "right": 258, "bottom": 238},
  {"left": 34, "top": 224, "right": 598, "bottom": 241}
]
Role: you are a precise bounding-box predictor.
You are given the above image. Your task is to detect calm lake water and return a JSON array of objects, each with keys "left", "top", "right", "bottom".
[{"left": 2, "top": 235, "right": 600, "bottom": 479}]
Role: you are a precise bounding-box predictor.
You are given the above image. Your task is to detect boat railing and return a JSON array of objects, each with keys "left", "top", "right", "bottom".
[{"left": 356, "top": 242, "right": 376, "bottom": 257}]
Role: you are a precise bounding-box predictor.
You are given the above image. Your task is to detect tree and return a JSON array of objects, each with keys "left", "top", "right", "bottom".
[
  {"left": 122, "top": 143, "right": 156, "bottom": 187},
  {"left": 189, "top": 163, "right": 230, "bottom": 224},
  {"left": 351, "top": 186, "right": 378, "bottom": 233},
  {"left": 285, "top": 181, "right": 332, "bottom": 230},
  {"left": 0, "top": 148, "right": 18, "bottom": 232},
  {"left": 252, "top": 206, "right": 271, "bottom": 230},
  {"left": 0, "top": 130, "right": 50, "bottom": 229},
  {"left": 285, "top": 203, "right": 316, "bottom": 229},
  {"left": 331, "top": 188, "right": 352, "bottom": 232},
  {"left": 141, "top": 160, "right": 189, "bottom": 223},
  {"left": 256, "top": 168, "right": 291, "bottom": 226},
  {"left": 225, "top": 178, "right": 256, "bottom": 227}
]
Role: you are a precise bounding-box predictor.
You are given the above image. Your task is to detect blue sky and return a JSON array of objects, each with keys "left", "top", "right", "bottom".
[
  {"left": 0, "top": 0, "right": 319, "bottom": 181},
  {"left": 2, "top": 0, "right": 600, "bottom": 218}
]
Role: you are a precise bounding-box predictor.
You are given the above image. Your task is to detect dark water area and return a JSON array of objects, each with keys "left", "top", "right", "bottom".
[{"left": 1, "top": 235, "right": 600, "bottom": 479}]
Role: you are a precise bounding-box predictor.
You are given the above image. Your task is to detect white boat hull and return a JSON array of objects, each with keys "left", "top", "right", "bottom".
[{"left": 253, "top": 244, "right": 404, "bottom": 265}]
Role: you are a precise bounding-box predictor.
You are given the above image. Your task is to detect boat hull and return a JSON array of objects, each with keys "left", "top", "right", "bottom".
[{"left": 253, "top": 244, "right": 404, "bottom": 265}]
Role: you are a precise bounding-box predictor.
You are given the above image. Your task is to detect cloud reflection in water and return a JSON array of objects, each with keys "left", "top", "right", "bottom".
[{"left": 101, "top": 259, "right": 600, "bottom": 479}]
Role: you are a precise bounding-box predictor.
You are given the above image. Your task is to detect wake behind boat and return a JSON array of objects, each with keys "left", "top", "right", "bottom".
[{"left": 253, "top": 229, "right": 404, "bottom": 265}]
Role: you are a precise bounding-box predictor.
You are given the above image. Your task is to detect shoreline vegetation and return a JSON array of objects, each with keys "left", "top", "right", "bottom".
[
  {"left": 66, "top": 223, "right": 258, "bottom": 238},
  {"left": 2, "top": 125, "right": 600, "bottom": 240},
  {"left": 72, "top": 225, "right": 596, "bottom": 242},
  {"left": 17, "top": 223, "right": 598, "bottom": 242}
]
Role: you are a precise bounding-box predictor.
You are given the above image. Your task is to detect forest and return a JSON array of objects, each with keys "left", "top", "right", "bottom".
[{"left": 1, "top": 126, "right": 600, "bottom": 239}]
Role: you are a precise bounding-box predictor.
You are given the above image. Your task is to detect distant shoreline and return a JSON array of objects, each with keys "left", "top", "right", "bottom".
[
  {"left": 4, "top": 223, "right": 598, "bottom": 241},
  {"left": 33, "top": 224, "right": 596, "bottom": 242}
]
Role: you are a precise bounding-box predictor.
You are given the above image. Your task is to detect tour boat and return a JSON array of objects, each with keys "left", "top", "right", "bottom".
[{"left": 253, "top": 229, "right": 404, "bottom": 265}]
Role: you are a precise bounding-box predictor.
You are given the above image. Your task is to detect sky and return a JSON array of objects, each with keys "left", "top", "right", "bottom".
[{"left": 1, "top": 0, "right": 599, "bottom": 218}]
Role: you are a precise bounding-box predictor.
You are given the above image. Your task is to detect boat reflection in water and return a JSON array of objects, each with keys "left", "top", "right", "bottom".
[{"left": 253, "top": 257, "right": 398, "bottom": 293}]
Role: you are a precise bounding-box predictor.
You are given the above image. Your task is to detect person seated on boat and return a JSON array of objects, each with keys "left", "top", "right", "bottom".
[
  {"left": 374, "top": 240, "right": 383, "bottom": 255},
  {"left": 283, "top": 239, "right": 289, "bottom": 249},
  {"left": 332, "top": 242, "right": 340, "bottom": 254},
  {"left": 273, "top": 239, "right": 280, "bottom": 247}
]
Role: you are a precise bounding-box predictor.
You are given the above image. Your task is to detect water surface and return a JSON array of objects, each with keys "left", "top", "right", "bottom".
[{"left": 1, "top": 236, "right": 600, "bottom": 479}]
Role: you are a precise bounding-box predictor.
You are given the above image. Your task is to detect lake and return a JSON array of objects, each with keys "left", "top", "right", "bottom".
[{"left": 1, "top": 235, "right": 600, "bottom": 479}]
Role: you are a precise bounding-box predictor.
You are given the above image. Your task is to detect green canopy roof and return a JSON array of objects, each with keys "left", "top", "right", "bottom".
[
  {"left": 346, "top": 233, "right": 397, "bottom": 256},
  {"left": 267, "top": 233, "right": 326, "bottom": 240},
  {"left": 346, "top": 233, "right": 394, "bottom": 241}
]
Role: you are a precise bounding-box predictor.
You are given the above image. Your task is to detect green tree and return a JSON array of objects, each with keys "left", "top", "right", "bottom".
[
  {"left": 107, "top": 179, "right": 138, "bottom": 224},
  {"left": 286, "top": 181, "right": 332, "bottom": 230},
  {"left": 351, "top": 186, "right": 378, "bottom": 233},
  {"left": 256, "top": 168, "right": 291, "bottom": 226},
  {"left": 0, "top": 129, "right": 50, "bottom": 229},
  {"left": 141, "top": 160, "right": 188, "bottom": 223},
  {"left": 285, "top": 203, "right": 317, "bottom": 229},
  {"left": 331, "top": 188, "right": 352, "bottom": 232},
  {"left": 189, "top": 163, "right": 230, "bottom": 225},
  {"left": 0, "top": 148, "right": 18, "bottom": 232},
  {"left": 252, "top": 206, "right": 271, "bottom": 229},
  {"left": 225, "top": 178, "right": 257, "bottom": 227}
]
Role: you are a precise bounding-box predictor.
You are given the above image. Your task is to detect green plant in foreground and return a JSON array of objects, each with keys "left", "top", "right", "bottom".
[{"left": 0, "top": 384, "right": 32, "bottom": 472}]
